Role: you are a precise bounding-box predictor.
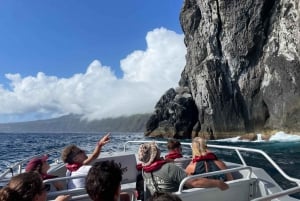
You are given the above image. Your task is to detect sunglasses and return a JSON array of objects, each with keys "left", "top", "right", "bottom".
[
  {"left": 67, "top": 149, "right": 85, "bottom": 162},
  {"left": 42, "top": 184, "right": 51, "bottom": 192}
]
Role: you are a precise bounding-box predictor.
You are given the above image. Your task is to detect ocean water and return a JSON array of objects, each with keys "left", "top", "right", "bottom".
[
  {"left": 0, "top": 131, "right": 300, "bottom": 198},
  {"left": 0, "top": 132, "right": 146, "bottom": 171}
]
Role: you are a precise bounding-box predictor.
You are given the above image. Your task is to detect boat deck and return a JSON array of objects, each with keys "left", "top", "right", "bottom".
[{"left": 1, "top": 140, "right": 300, "bottom": 201}]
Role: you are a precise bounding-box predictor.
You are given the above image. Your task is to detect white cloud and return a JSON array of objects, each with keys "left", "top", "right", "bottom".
[{"left": 0, "top": 28, "right": 186, "bottom": 122}]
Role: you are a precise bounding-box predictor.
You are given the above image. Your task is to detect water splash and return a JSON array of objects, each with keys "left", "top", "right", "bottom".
[
  {"left": 269, "top": 131, "right": 300, "bottom": 142},
  {"left": 216, "top": 131, "right": 300, "bottom": 142}
]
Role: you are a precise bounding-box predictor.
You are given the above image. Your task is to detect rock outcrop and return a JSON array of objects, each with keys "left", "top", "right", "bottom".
[
  {"left": 145, "top": 87, "right": 198, "bottom": 138},
  {"left": 145, "top": 0, "right": 300, "bottom": 139}
]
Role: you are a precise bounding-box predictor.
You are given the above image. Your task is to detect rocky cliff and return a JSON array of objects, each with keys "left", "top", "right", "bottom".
[{"left": 145, "top": 0, "right": 300, "bottom": 139}]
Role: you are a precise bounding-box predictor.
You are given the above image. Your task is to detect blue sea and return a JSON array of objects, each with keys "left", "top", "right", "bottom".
[{"left": 0, "top": 131, "right": 300, "bottom": 198}]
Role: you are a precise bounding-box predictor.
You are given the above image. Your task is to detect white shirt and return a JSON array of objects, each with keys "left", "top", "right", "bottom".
[{"left": 66, "top": 165, "right": 91, "bottom": 189}]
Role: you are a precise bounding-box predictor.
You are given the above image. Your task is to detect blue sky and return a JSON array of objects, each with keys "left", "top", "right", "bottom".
[{"left": 0, "top": 0, "right": 186, "bottom": 123}]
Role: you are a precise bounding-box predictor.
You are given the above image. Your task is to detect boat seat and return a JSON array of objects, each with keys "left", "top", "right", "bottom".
[
  {"left": 95, "top": 152, "right": 138, "bottom": 185},
  {"left": 47, "top": 152, "right": 139, "bottom": 200},
  {"left": 176, "top": 178, "right": 257, "bottom": 201}
]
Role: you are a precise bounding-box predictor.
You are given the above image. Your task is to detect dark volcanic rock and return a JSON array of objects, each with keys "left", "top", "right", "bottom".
[
  {"left": 145, "top": 87, "right": 198, "bottom": 138},
  {"left": 145, "top": 0, "right": 300, "bottom": 139}
]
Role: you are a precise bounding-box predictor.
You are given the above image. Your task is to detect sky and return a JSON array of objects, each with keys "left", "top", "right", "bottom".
[{"left": 0, "top": 0, "right": 187, "bottom": 123}]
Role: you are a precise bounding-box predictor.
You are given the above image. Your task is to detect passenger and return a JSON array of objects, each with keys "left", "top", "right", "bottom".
[
  {"left": 61, "top": 133, "right": 110, "bottom": 189},
  {"left": 138, "top": 142, "right": 228, "bottom": 196},
  {"left": 86, "top": 160, "right": 130, "bottom": 201},
  {"left": 164, "top": 139, "right": 183, "bottom": 162},
  {"left": 25, "top": 155, "right": 64, "bottom": 191},
  {"left": 135, "top": 139, "right": 182, "bottom": 200},
  {"left": 148, "top": 192, "right": 182, "bottom": 201},
  {"left": 164, "top": 139, "right": 190, "bottom": 169},
  {"left": 0, "top": 172, "right": 70, "bottom": 201},
  {"left": 185, "top": 137, "right": 233, "bottom": 181}
]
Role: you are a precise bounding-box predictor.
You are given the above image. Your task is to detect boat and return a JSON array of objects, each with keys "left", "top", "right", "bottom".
[{"left": 0, "top": 140, "right": 300, "bottom": 201}]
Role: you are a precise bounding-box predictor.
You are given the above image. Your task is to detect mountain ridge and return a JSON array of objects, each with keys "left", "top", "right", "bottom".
[{"left": 0, "top": 113, "right": 151, "bottom": 133}]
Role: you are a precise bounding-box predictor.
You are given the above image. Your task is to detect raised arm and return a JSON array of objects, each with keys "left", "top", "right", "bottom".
[{"left": 83, "top": 133, "right": 110, "bottom": 165}]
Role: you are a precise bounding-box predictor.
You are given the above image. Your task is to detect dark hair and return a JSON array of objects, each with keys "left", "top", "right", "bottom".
[
  {"left": 148, "top": 192, "right": 182, "bottom": 201},
  {"left": 86, "top": 160, "right": 123, "bottom": 201},
  {"left": 0, "top": 172, "right": 44, "bottom": 201},
  {"left": 61, "top": 144, "right": 82, "bottom": 163},
  {"left": 167, "top": 139, "right": 181, "bottom": 150},
  {"left": 0, "top": 187, "right": 22, "bottom": 201}
]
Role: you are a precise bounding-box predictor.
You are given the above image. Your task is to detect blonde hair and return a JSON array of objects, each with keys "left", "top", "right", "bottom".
[{"left": 191, "top": 137, "right": 207, "bottom": 157}]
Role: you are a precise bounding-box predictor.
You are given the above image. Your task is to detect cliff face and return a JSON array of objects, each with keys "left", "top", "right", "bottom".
[{"left": 146, "top": 0, "right": 300, "bottom": 139}]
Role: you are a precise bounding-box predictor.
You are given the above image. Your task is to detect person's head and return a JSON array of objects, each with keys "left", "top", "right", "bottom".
[
  {"left": 191, "top": 137, "right": 208, "bottom": 157},
  {"left": 148, "top": 192, "right": 182, "bottom": 201},
  {"left": 167, "top": 139, "right": 182, "bottom": 153},
  {"left": 0, "top": 172, "right": 49, "bottom": 201},
  {"left": 86, "top": 160, "right": 123, "bottom": 201},
  {"left": 25, "top": 155, "right": 49, "bottom": 174},
  {"left": 0, "top": 187, "right": 20, "bottom": 201},
  {"left": 138, "top": 142, "right": 161, "bottom": 166},
  {"left": 61, "top": 145, "right": 87, "bottom": 164}
]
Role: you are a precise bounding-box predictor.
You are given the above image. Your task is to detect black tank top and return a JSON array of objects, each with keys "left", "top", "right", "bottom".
[{"left": 193, "top": 160, "right": 226, "bottom": 181}]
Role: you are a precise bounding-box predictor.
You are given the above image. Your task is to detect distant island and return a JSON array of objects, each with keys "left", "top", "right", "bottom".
[{"left": 0, "top": 114, "right": 151, "bottom": 133}]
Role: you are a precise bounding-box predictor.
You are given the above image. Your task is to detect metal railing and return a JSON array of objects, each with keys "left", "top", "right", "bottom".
[
  {"left": 205, "top": 144, "right": 300, "bottom": 185},
  {"left": 123, "top": 140, "right": 300, "bottom": 186},
  {"left": 124, "top": 140, "right": 300, "bottom": 200},
  {"left": 0, "top": 148, "right": 63, "bottom": 180}
]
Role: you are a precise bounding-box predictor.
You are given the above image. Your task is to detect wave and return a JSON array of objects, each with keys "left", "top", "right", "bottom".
[
  {"left": 269, "top": 131, "right": 300, "bottom": 141},
  {"left": 216, "top": 131, "right": 300, "bottom": 142}
]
